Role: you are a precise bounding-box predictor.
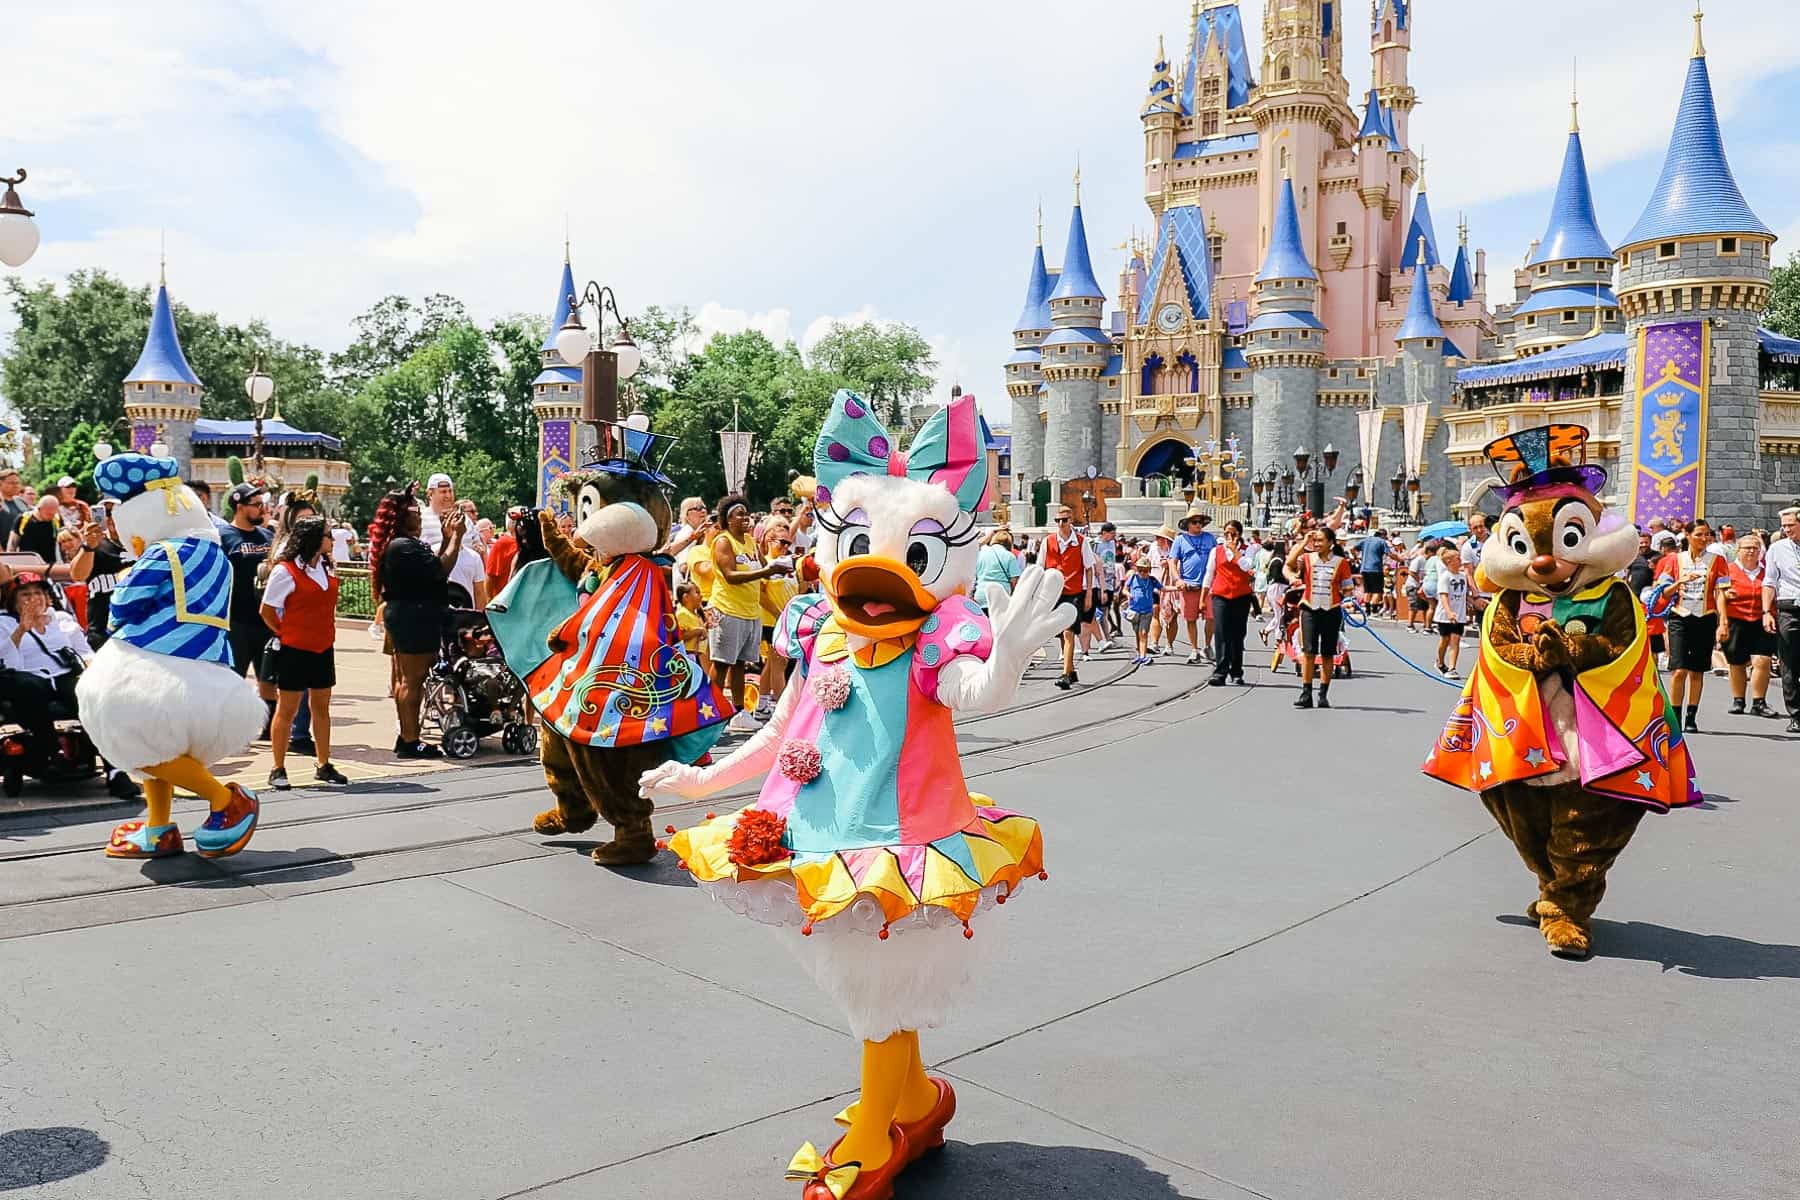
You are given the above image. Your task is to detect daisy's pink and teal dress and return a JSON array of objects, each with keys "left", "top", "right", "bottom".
[{"left": 668, "top": 592, "right": 1045, "bottom": 1038}]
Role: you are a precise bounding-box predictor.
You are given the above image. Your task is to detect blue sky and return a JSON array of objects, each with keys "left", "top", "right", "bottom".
[{"left": 4, "top": 1, "right": 1798, "bottom": 429}]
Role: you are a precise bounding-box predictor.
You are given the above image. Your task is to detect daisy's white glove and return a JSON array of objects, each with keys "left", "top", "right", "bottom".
[
  {"left": 936, "top": 564, "right": 1073, "bottom": 714},
  {"left": 638, "top": 685, "right": 800, "bottom": 801}
]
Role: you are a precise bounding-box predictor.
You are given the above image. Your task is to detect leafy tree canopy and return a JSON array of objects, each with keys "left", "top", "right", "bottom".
[{"left": 1765, "top": 250, "right": 1800, "bottom": 341}]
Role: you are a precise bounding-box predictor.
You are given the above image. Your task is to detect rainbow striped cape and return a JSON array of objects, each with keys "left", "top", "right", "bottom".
[
  {"left": 1423, "top": 579, "right": 1699, "bottom": 812},
  {"left": 520, "top": 554, "right": 729, "bottom": 749}
]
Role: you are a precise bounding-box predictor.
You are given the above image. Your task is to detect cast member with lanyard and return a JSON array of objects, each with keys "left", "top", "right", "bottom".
[{"left": 1285, "top": 526, "right": 1352, "bottom": 709}]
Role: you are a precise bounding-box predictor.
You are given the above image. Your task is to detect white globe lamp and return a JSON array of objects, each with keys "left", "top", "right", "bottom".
[
  {"left": 554, "top": 309, "right": 591, "bottom": 367},
  {"left": 0, "top": 171, "right": 38, "bottom": 269}
]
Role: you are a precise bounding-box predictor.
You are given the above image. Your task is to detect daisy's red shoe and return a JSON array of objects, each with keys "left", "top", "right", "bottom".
[
  {"left": 832, "top": 1077, "right": 956, "bottom": 1165},
  {"left": 787, "top": 1124, "right": 912, "bottom": 1200}
]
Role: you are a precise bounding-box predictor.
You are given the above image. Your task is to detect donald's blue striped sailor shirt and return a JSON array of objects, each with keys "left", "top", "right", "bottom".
[{"left": 107, "top": 537, "right": 235, "bottom": 667}]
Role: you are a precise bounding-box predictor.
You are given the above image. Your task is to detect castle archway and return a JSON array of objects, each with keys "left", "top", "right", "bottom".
[{"left": 1132, "top": 438, "right": 1198, "bottom": 485}]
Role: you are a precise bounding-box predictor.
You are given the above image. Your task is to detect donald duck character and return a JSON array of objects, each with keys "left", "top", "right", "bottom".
[
  {"left": 646, "top": 391, "right": 1071, "bottom": 1198},
  {"left": 79, "top": 454, "right": 264, "bottom": 859}
]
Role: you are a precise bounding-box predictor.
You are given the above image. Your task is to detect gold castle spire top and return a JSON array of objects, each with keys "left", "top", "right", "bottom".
[
  {"left": 1693, "top": 0, "right": 1706, "bottom": 57},
  {"left": 1570, "top": 59, "right": 1580, "bottom": 132},
  {"left": 1073, "top": 157, "right": 1082, "bottom": 204}
]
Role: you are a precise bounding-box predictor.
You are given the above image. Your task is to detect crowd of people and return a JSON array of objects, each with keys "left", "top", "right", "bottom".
[{"left": 7, "top": 448, "right": 1795, "bottom": 804}]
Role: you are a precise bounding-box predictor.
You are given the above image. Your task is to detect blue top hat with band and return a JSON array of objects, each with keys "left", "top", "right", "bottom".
[
  {"left": 95, "top": 453, "right": 182, "bottom": 504},
  {"left": 583, "top": 416, "right": 678, "bottom": 488}
]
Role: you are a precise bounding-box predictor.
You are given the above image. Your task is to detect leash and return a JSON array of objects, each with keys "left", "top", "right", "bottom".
[{"left": 1341, "top": 598, "right": 1461, "bottom": 688}]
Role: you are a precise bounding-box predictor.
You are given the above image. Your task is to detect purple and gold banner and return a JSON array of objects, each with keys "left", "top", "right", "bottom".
[
  {"left": 538, "top": 418, "right": 572, "bottom": 510},
  {"left": 1629, "top": 320, "right": 1709, "bottom": 526}
]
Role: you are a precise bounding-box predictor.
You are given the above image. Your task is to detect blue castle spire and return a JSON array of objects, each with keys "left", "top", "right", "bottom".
[
  {"left": 1447, "top": 241, "right": 1475, "bottom": 304},
  {"left": 1396, "top": 252, "right": 1447, "bottom": 343},
  {"left": 125, "top": 281, "right": 201, "bottom": 386},
  {"left": 1013, "top": 241, "right": 1052, "bottom": 333},
  {"left": 1136, "top": 205, "right": 1212, "bottom": 325},
  {"left": 1374, "top": 0, "right": 1409, "bottom": 32},
  {"left": 1257, "top": 176, "right": 1316, "bottom": 282},
  {"left": 1617, "top": 28, "right": 1769, "bottom": 249},
  {"left": 1180, "top": 3, "right": 1254, "bottom": 114},
  {"left": 1400, "top": 187, "right": 1440, "bottom": 269},
  {"left": 1358, "top": 89, "right": 1389, "bottom": 141},
  {"left": 1530, "top": 128, "right": 1611, "bottom": 263},
  {"left": 1049, "top": 201, "right": 1105, "bottom": 302},
  {"left": 541, "top": 254, "right": 579, "bottom": 354}
]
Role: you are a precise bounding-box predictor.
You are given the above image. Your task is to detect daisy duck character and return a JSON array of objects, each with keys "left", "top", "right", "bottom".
[
  {"left": 645, "top": 390, "right": 1070, "bottom": 1198},
  {"left": 79, "top": 454, "right": 264, "bottom": 859}
]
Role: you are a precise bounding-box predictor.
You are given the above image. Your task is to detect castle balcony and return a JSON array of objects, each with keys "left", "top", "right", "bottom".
[
  {"left": 1760, "top": 390, "right": 1800, "bottom": 454},
  {"left": 1443, "top": 394, "right": 1623, "bottom": 468},
  {"left": 1127, "top": 392, "right": 1207, "bottom": 420}
]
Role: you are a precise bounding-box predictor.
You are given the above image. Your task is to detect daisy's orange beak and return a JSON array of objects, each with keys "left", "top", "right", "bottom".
[
  {"left": 130, "top": 535, "right": 146, "bottom": 557},
  {"left": 826, "top": 555, "right": 936, "bottom": 639}
]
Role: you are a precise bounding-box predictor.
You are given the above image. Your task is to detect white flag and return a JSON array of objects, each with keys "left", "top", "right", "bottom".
[
  {"left": 1402, "top": 402, "right": 1429, "bottom": 477},
  {"left": 1357, "top": 408, "right": 1383, "bottom": 494},
  {"left": 720, "top": 430, "right": 755, "bottom": 494}
]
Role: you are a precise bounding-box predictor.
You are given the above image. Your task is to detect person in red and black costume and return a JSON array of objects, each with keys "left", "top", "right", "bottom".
[
  {"left": 1201, "top": 519, "right": 1256, "bottom": 686},
  {"left": 1039, "top": 505, "right": 1093, "bottom": 691},
  {"left": 1285, "top": 526, "right": 1353, "bottom": 709},
  {"left": 258, "top": 516, "right": 349, "bottom": 790}
]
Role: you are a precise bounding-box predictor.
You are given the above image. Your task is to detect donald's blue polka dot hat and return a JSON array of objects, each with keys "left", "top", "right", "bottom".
[{"left": 95, "top": 453, "right": 182, "bottom": 505}]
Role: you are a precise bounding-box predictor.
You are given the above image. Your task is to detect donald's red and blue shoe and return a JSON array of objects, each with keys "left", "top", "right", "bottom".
[
  {"left": 106, "top": 821, "right": 184, "bottom": 859},
  {"left": 193, "top": 784, "right": 260, "bottom": 859}
]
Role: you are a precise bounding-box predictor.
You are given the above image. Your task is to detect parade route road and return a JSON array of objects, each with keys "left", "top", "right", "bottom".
[{"left": 2, "top": 634, "right": 1796, "bottom": 1200}]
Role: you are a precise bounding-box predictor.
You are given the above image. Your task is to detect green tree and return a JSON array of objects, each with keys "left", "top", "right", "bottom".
[
  {"left": 1765, "top": 250, "right": 1800, "bottom": 340},
  {"left": 806, "top": 321, "right": 936, "bottom": 427},
  {"left": 34, "top": 420, "right": 101, "bottom": 498},
  {"left": 329, "top": 294, "right": 471, "bottom": 392},
  {"left": 3, "top": 271, "right": 156, "bottom": 447}
]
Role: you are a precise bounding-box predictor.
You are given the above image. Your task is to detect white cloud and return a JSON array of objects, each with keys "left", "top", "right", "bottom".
[{"left": 4, "top": 0, "right": 1800, "bottom": 437}]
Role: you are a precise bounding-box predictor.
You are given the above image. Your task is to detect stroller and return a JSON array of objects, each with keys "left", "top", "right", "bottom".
[
  {"left": 420, "top": 607, "right": 537, "bottom": 760},
  {"left": 1264, "top": 586, "right": 1354, "bottom": 677}
]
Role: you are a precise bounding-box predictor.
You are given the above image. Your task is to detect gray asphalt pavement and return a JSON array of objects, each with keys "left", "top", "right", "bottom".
[{"left": 2, "top": 628, "right": 1796, "bottom": 1200}]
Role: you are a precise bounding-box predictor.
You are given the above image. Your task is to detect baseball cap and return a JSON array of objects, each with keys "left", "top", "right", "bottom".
[
  {"left": 427, "top": 473, "right": 453, "bottom": 490},
  {"left": 228, "top": 482, "right": 264, "bottom": 508},
  {"left": 56, "top": 475, "right": 77, "bottom": 488},
  {"left": 1652, "top": 531, "right": 1677, "bottom": 550}
]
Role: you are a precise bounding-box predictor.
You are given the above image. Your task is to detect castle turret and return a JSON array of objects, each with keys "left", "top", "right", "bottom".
[
  {"left": 1005, "top": 222, "right": 1052, "bottom": 500},
  {"left": 1247, "top": 174, "right": 1324, "bottom": 476},
  {"left": 1616, "top": 8, "right": 1774, "bottom": 525},
  {"left": 532, "top": 251, "right": 582, "bottom": 508},
  {"left": 1514, "top": 91, "right": 1620, "bottom": 354},
  {"left": 1249, "top": 0, "right": 1335, "bottom": 285},
  {"left": 123, "top": 268, "right": 203, "bottom": 470},
  {"left": 1396, "top": 248, "right": 1452, "bottom": 516},
  {"left": 1399, "top": 177, "right": 1439, "bottom": 269},
  {"left": 1372, "top": 0, "right": 1415, "bottom": 147},
  {"left": 1041, "top": 188, "right": 1109, "bottom": 483},
  {"left": 1142, "top": 35, "right": 1181, "bottom": 208}
]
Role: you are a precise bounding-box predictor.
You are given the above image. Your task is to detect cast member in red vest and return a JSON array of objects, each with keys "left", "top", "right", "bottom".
[{"left": 259, "top": 517, "right": 349, "bottom": 789}]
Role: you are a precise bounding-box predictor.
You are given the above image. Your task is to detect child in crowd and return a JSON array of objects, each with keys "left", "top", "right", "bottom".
[
  {"left": 1126, "top": 556, "right": 1162, "bottom": 666},
  {"left": 1432, "top": 546, "right": 1472, "bottom": 679},
  {"left": 675, "top": 581, "right": 709, "bottom": 673}
]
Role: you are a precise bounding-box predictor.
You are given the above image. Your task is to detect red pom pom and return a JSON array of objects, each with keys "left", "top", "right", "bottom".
[
  {"left": 995, "top": 891, "right": 1007, "bottom": 904},
  {"left": 777, "top": 739, "right": 823, "bottom": 784},
  {"left": 877, "top": 925, "right": 890, "bottom": 941},
  {"left": 676, "top": 860, "right": 688, "bottom": 871},
  {"left": 654, "top": 839, "right": 667, "bottom": 851},
  {"left": 727, "top": 808, "right": 791, "bottom": 867},
  {"left": 962, "top": 924, "right": 974, "bottom": 940},
  {"left": 801, "top": 921, "right": 814, "bottom": 937},
  {"left": 665, "top": 824, "right": 676, "bottom": 834},
  {"left": 1038, "top": 871, "right": 1049, "bottom": 881},
  {"left": 706, "top": 812, "right": 717, "bottom": 821}
]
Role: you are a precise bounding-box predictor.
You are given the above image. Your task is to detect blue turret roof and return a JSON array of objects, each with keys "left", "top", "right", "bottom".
[
  {"left": 1530, "top": 132, "right": 1612, "bottom": 263},
  {"left": 1244, "top": 310, "right": 1327, "bottom": 333},
  {"left": 1048, "top": 204, "right": 1105, "bottom": 302},
  {"left": 1257, "top": 176, "right": 1316, "bottom": 282},
  {"left": 1358, "top": 89, "right": 1389, "bottom": 141},
  {"left": 541, "top": 258, "right": 578, "bottom": 354},
  {"left": 1512, "top": 284, "right": 1619, "bottom": 318},
  {"left": 1013, "top": 243, "right": 1052, "bottom": 333},
  {"left": 1447, "top": 243, "right": 1476, "bottom": 304},
  {"left": 1400, "top": 190, "right": 1440, "bottom": 269},
  {"left": 125, "top": 283, "right": 202, "bottom": 386},
  {"left": 1618, "top": 49, "right": 1770, "bottom": 249},
  {"left": 1374, "top": 0, "right": 1409, "bottom": 32},
  {"left": 1136, "top": 204, "right": 1213, "bottom": 325},
  {"left": 1395, "top": 259, "right": 1447, "bottom": 343},
  {"left": 1181, "top": 3, "right": 1255, "bottom": 113}
]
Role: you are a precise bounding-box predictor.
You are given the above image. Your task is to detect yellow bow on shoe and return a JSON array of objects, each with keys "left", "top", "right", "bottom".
[{"left": 784, "top": 1142, "right": 860, "bottom": 1199}]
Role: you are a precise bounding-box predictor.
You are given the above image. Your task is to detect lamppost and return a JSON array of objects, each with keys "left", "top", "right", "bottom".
[
  {"left": 1292, "top": 443, "right": 1339, "bottom": 518},
  {"left": 1407, "top": 471, "right": 1423, "bottom": 520},
  {"left": 245, "top": 355, "right": 276, "bottom": 478},
  {"left": 1252, "top": 464, "right": 1281, "bottom": 528},
  {"left": 0, "top": 170, "right": 40, "bottom": 268},
  {"left": 553, "top": 282, "right": 643, "bottom": 459}
]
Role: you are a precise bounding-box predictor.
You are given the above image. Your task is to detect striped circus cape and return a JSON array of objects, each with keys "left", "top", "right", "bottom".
[
  {"left": 1423, "top": 578, "right": 1699, "bottom": 812},
  {"left": 107, "top": 537, "right": 234, "bottom": 667},
  {"left": 524, "top": 553, "right": 728, "bottom": 749}
]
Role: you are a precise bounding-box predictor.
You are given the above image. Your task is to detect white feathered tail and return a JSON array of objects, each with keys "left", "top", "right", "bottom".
[{"left": 77, "top": 642, "right": 264, "bottom": 773}]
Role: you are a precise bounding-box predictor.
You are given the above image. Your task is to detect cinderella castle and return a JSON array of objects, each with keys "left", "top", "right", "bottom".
[{"left": 1005, "top": 0, "right": 1800, "bottom": 528}]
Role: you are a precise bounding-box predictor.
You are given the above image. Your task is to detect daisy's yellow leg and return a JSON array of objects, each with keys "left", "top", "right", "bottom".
[
  {"left": 895, "top": 1030, "right": 938, "bottom": 1123},
  {"left": 835, "top": 1035, "right": 908, "bottom": 1170},
  {"left": 141, "top": 755, "right": 229, "bottom": 810}
]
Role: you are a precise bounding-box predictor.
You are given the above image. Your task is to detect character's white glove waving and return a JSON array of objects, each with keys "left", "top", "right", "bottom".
[
  {"left": 987, "top": 563, "right": 1075, "bottom": 664},
  {"left": 638, "top": 761, "right": 715, "bottom": 801},
  {"left": 938, "top": 564, "right": 1073, "bottom": 714}
]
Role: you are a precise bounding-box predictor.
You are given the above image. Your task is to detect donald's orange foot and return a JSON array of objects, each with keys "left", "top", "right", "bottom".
[{"left": 106, "top": 821, "right": 183, "bottom": 859}]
